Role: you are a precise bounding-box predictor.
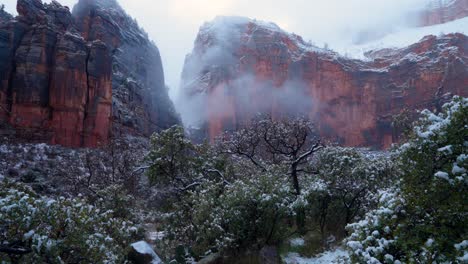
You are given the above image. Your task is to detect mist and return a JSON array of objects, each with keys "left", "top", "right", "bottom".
[
  {"left": 177, "top": 16, "right": 316, "bottom": 129},
  {"left": 2, "top": 0, "right": 430, "bottom": 100}
]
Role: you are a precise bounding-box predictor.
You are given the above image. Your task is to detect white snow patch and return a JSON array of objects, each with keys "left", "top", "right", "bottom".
[
  {"left": 425, "top": 238, "right": 435, "bottom": 247},
  {"left": 434, "top": 171, "right": 451, "bottom": 182},
  {"left": 148, "top": 231, "right": 166, "bottom": 241},
  {"left": 455, "top": 240, "right": 468, "bottom": 250},
  {"left": 290, "top": 238, "right": 305, "bottom": 247},
  {"left": 458, "top": 253, "right": 468, "bottom": 262},
  {"left": 24, "top": 230, "right": 35, "bottom": 240},
  {"left": 438, "top": 145, "right": 453, "bottom": 154},
  {"left": 452, "top": 164, "right": 466, "bottom": 175}
]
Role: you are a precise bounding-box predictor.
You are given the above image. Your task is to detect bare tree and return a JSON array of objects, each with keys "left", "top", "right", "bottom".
[
  {"left": 260, "top": 117, "right": 324, "bottom": 195},
  {"left": 219, "top": 116, "right": 324, "bottom": 195},
  {"left": 217, "top": 116, "right": 324, "bottom": 232}
]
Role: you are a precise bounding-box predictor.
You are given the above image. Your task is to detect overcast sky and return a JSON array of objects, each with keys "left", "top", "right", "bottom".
[{"left": 3, "top": 0, "right": 430, "bottom": 98}]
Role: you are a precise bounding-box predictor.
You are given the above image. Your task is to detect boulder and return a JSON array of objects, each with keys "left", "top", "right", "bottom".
[{"left": 128, "top": 241, "right": 162, "bottom": 264}]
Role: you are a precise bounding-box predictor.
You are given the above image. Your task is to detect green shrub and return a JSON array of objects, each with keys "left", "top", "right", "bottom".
[{"left": 397, "top": 96, "right": 467, "bottom": 262}]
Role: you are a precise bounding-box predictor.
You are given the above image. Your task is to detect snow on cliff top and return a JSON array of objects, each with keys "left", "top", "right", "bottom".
[
  {"left": 198, "top": 16, "right": 328, "bottom": 55},
  {"left": 334, "top": 16, "right": 468, "bottom": 60},
  {"left": 203, "top": 16, "right": 282, "bottom": 34},
  {"left": 426, "top": 0, "right": 458, "bottom": 9},
  {"left": 199, "top": 15, "right": 467, "bottom": 60}
]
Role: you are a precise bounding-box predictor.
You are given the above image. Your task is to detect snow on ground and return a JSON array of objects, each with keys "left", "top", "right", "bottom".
[
  {"left": 283, "top": 248, "right": 350, "bottom": 264},
  {"left": 331, "top": 17, "right": 468, "bottom": 59}
]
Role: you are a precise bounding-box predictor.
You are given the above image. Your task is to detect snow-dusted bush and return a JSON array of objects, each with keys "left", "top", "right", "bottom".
[
  {"left": 0, "top": 137, "right": 147, "bottom": 198},
  {"left": 145, "top": 120, "right": 327, "bottom": 259},
  {"left": 0, "top": 181, "right": 143, "bottom": 263},
  {"left": 95, "top": 184, "right": 137, "bottom": 220},
  {"left": 305, "top": 147, "right": 395, "bottom": 238},
  {"left": 146, "top": 126, "right": 200, "bottom": 187},
  {"left": 346, "top": 96, "right": 467, "bottom": 263},
  {"left": 346, "top": 189, "right": 405, "bottom": 263},
  {"left": 146, "top": 126, "right": 231, "bottom": 193},
  {"left": 163, "top": 166, "right": 296, "bottom": 258}
]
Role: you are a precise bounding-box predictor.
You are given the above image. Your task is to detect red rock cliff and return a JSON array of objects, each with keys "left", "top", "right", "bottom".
[
  {"left": 417, "top": 0, "right": 468, "bottom": 27},
  {"left": 0, "top": 0, "right": 179, "bottom": 147},
  {"left": 73, "top": 0, "right": 180, "bottom": 137},
  {"left": 180, "top": 17, "right": 468, "bottom": 148}
]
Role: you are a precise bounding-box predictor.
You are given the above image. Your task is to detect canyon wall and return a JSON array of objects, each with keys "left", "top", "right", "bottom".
[
  {"left": 0, "top": 5, "right": 13, "bottom": 23},
  {"left": 73, "top": 0, "right": 179, "bottom": 138},
  {"left": 180, "top": 17, "right": 468, "bottom": 148},
  {"left": 417, "top": 0, "right": 468, "bottom": 27},
  {"left": 0, "top": 0, "right": 178, "bottom": 147}
]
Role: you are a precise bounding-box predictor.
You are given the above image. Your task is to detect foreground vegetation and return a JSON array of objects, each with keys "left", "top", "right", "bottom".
[
  {"left": 0, "top": 96, "right": 466, "bottom": 263},
  {"left": 347, "top": 96, "right": 467, "bottom": 263},
  {"left": 0, "top": 182, "right": 143, "bottom": 263},
  {"left": 147, "top": 97, "right": 467, "bottom": 263}
]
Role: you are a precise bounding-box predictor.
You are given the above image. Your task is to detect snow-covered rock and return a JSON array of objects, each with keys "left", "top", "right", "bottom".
[{"left": 128, "top": 241, "right": 162, "bottom": 264}]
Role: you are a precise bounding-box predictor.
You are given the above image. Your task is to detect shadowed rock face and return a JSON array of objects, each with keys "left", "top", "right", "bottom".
[
  {"left": 0, "top": 6, "right": 13, "bottom": 23},
  {"left": 73, "top": 0, "right": 179, "bottom": 137},
  {"left": 0, "top": 0, "right": 179, "bottom": 147},
  {"left": 417, "top": 0, "right": 468, "bottom": 27},
  {"left": 180, "top": 17, "right": 468, "bottom": 149}
]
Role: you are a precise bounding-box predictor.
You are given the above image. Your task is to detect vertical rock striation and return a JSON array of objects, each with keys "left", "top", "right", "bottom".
[
  {"left": 417, "top": 0, "right": 468, "bottom": 27},
  {"left": 0, "top": 0, "right": 179, "bottom": 147},
  {"left": 73, "top": 0, "right": 179, "bottom": 137}
]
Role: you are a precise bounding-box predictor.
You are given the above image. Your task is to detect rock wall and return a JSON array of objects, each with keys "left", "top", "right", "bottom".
[
  {"left": 0, "top": 5, "right": 13, "bottom": 22},
  {"left": 0, "top": 0, "right": 179, "bottom": 147},
  {"left": 73, "top": 0, "right": 179, "bottom": 137},
  {"left": 417, "top": 0, "right": 468, "bottom": 27},
  {"left": 180, "top": 17, "right": 468, "bottom": 148}
]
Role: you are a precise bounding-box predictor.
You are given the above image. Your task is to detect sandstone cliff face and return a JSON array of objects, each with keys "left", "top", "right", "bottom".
[
  {"left": 180, "top": 17, "right": 468, "bottom": 148},
  {"left": 417, "top": 0, "right": 468, "bottom": 27},
  {"left": 0, "top": 6, "right": 13, "bottom": 23},
  {"left": 0, "top": 0, "right": 178, "bottom": 147},
  {"left": 0, "top": 0, "right": 96, "bottom": 147},
  {"left": 73, "top": 0, "right": 179, "bottom": 137}
]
